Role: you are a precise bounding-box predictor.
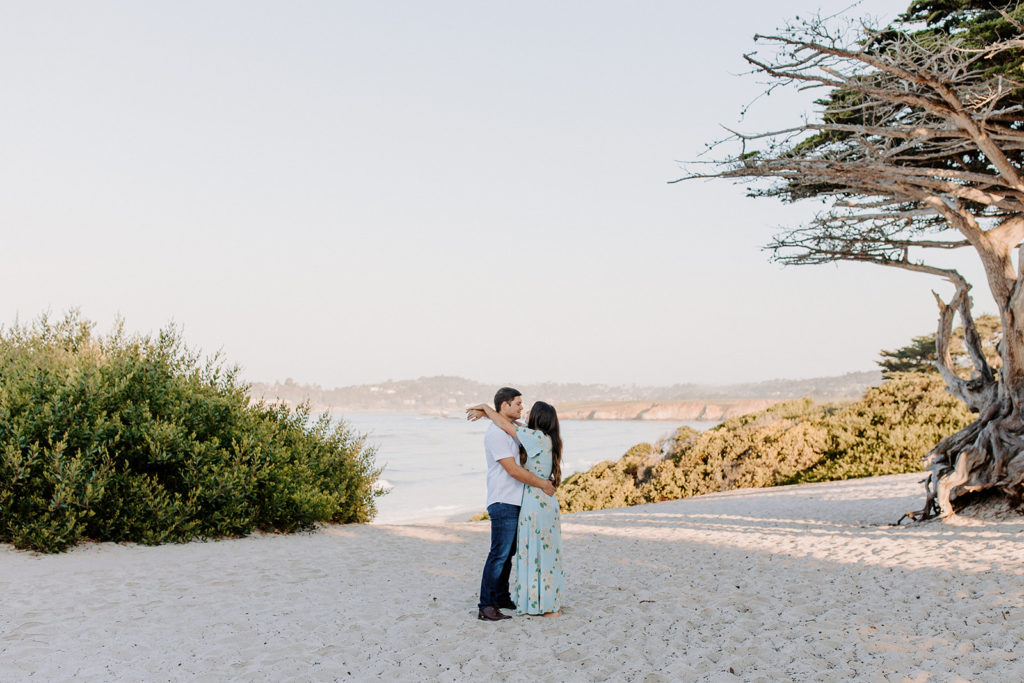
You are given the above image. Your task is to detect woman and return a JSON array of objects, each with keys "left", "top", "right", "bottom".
[{"left": 469, "top": 401, "right": 565, "bottom": 617}]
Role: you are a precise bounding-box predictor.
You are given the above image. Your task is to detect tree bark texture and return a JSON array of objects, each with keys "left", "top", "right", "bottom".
[{"left": 677, "top": 9, "right": 1024, "bottom": 517}]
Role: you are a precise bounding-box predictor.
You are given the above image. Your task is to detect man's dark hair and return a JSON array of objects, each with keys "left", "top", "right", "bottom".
[{"left": 493, "top": 387, "right": 521, "bottom": 411}]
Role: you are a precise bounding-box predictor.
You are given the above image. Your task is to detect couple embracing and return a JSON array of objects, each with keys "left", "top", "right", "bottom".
[{"left": 467, "top": 387, "right": 565, "bottom": 621}]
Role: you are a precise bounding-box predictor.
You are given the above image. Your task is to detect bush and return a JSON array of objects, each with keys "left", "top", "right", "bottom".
[
  {"left": 557, "top": 373, "right": 973, "bottom": 513},
  {"left": 783, "top": 372, "right": 972, "bottom": 484},
  {"left": 0, "top": 313, "right": 382, "bottom": 552}
]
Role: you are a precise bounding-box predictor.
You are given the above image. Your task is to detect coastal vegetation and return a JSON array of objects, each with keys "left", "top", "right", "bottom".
[
  {"left": 0, "top": 313, "right": 381, "bottom": 553},
  {"left": 679, "top": 0, "right": 1024, "bottom": 516},
  {"left": 559, "top": 373, "right": 972, "bottom": 513},
  {"left": 558, "top": 327, "right": 984, "bottom": 513}
]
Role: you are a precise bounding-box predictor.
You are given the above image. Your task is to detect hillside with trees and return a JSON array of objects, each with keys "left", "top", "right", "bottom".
[{"left": 249, "top": 371, "right": 881, "bottom": 417}]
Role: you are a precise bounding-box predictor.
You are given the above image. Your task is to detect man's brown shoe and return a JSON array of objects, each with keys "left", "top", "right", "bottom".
[{"left": 477, "top": 606, "right": 511, "bottom": 621}]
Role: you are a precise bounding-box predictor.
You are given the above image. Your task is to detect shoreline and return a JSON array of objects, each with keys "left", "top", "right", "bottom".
[
  {"left": 4, "top": 473, "right": 1022, "bottom": 680},
  {"left": 350, "top": 413, "right": 693, "bottom": 526}
]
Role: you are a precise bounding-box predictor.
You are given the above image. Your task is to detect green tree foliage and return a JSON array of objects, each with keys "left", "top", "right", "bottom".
[
  {"left": 0, "top": 313, "right": 382, "bottom": 553},
  {"left": 774, "top": 2, "right": 1024, "bottom": 201},
  {"left": 877, "top": 335, "right": 937, "bottom": 376},
  {"left": 557, "top": 373, "right": 973, "bottom": 513},
  {"left": 901, "top": 1, "right": 1024, "bottom": 65},
  {"left": 877, "top": 314, "right": 1001, "bottom": 378}
]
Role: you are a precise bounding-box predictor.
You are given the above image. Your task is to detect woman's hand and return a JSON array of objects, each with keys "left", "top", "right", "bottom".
[
  {"left": 466, "top": 403, "right": 518, "bottom": 439},
  {"left": 466, "top": 403, "right": 494, "bottom": 422}
]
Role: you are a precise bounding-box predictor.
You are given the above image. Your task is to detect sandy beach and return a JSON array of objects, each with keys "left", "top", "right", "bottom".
[{"left": 2, "top": 472, "right": 1023, "bottom": 681}]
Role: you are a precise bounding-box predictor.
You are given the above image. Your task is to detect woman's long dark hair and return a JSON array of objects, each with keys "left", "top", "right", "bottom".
[{"left": 519, "top": 401, "right": 562, "bottom": 487}]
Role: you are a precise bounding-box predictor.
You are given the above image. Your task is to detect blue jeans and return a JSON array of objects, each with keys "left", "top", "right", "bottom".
[{"left": 478, "top": 502, "right": 520, "bottom": 609}]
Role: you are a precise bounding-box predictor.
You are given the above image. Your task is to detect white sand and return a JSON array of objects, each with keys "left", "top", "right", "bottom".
[{"left": 2, "top": 473, "right": 1023, "bottom": 681}]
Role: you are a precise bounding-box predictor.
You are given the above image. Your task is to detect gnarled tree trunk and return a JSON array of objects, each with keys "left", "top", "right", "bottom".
[{"left": 922, "top": 242, "right": 1024, "bottom": 518}]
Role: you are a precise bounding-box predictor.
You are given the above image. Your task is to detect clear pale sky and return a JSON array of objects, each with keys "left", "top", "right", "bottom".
[{"left": 1, "top": 1, "right": 992, "bottom": 387}]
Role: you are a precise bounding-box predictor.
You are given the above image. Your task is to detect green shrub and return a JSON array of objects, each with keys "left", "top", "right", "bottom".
[
  {"left": 557, "top": 373, "right": 973, "bottom": 513},
  {"left": 784, "top": 372, "right": 972, "bottom": 484},
  {"left": 0, "top": 312, "right": 381, "bottom": 553},
  {"left": 558, "top": 442, "right": 665, "bottom": 513}
]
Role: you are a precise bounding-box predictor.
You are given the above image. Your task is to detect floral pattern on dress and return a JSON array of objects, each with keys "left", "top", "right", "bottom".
[{"left": 513, "top": 425, "right": 564, "bottom": 615}]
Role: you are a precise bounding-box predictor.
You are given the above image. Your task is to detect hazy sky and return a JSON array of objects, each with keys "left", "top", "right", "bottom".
[{"left": 1, "top": 1, "right": 992, "bottom": 387}]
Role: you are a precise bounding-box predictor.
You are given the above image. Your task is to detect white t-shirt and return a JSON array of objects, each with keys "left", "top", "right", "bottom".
[{"left": 485, "top": 422, "right": 525, "bottom": 507}]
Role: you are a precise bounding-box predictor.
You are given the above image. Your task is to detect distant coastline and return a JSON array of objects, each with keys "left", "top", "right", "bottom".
[
  {"left": 555, "top": 399, "right": 785, "bottom": 421},
  {"left": 249, "top": 372, "right": 878, "bottom": 421},
  {"left": 252, "top": 399, "right": 785, "bottom": 422}
]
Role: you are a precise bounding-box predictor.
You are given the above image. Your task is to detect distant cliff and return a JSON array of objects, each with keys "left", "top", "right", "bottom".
[
  {"left": 249, "top": 372, "right": 880, "bottom": 420},
  {"left": 556, "top": 399, "right": 782, "bottom": 421}
]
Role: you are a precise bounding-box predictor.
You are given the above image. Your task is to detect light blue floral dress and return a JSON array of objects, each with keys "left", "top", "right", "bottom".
[{"left": 513, "top": 425, "right": 564, "bottom": 615}]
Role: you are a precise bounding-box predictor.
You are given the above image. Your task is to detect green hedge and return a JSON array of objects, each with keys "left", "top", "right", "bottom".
[
  {"left": 557, "top": 372, "right": 973, "bottom": 513},
  {"left": 0, "top": 313, "right": 381, "bottom": 553}
]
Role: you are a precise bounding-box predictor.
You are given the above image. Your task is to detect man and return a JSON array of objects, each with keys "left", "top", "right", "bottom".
[{"left": 477, "top": 387, "right": 557, "bottom": 622}]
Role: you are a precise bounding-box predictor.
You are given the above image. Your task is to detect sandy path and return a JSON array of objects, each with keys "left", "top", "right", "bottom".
[{"left": 2, "top": 473, "right": 1023, "bottom": 681}]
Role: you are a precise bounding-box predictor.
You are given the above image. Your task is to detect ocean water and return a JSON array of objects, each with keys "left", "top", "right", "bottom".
[{"left": 332, "top": 412, "right": 714, "bottom": 524}]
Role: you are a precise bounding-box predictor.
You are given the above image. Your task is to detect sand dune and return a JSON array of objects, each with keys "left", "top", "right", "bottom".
[{"left": 2, "top": 473, "right": 1023, "bottom": 681}]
